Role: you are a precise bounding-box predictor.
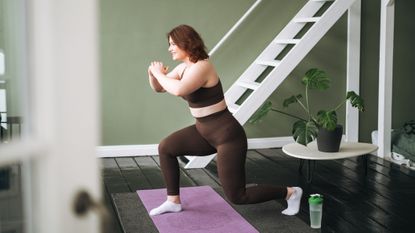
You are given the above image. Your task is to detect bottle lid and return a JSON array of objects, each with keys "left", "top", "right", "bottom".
[{"left": 308, "top": 194, "right": 323, "bottom": 204}]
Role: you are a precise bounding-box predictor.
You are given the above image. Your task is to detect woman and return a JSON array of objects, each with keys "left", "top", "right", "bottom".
[{"left": 147, "top": 24, "right": 302, "bottom": 216}]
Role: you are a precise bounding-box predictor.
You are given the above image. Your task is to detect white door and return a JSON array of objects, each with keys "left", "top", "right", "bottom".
[{"left": 0, "top": 0, "right": 101, "bottom": 233}]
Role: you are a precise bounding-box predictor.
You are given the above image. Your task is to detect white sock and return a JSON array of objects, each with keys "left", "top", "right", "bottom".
[
  {"left": 149, "top": 200, "right": 182, "bottom": 216},
  {"left": 281, "top": 187, "right": 303, "bottom": 216}
]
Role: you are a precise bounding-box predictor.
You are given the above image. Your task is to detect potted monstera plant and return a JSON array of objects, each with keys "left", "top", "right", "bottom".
[{"left": 249, "top": 68, "right": 364, "bottom": 152}]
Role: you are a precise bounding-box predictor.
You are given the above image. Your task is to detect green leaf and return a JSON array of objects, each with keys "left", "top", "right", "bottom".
[
  {"left": 346, "top": 91, "right": 365, "bottom": 111},
  {"left": 292, "top": 120, "right": 318, "bottom": 146},
  {"left": 402, "top": 120, "right": 415, "bottom": 135},
  {"left": 317, "top": 110, "right": 337, "bottom": 130},
  {"left": 301, "top": 68, "right": 330, "bottom": 90},
  {"left": 248, "top": 100, "right": 273, "bottom": 124},
  {"left": 283, "top": 94, "right": 302, "bottom": 108}
]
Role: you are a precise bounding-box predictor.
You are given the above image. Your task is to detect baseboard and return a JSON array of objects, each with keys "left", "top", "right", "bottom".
[
  {"left": 97, "top": 144, "right": 159, "bottom": 157},
  {"left": 97, "top": 136, "right": 294, "bottom": 158}
]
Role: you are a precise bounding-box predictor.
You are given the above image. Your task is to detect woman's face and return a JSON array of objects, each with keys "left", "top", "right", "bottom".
[{"left": 168, "top": 37, "right": 188, "bottom": 61}]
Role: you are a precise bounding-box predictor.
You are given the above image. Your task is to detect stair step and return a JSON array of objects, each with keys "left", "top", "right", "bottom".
[
  {"left": 293, "top": 17, "right": 321, "bottom": 23},
  {"left": 255, "top": 60, "right": 281, "bottom": 67},
  {"left": 236, "top": 80, "right": 260, "bottom": 90},
  {"left": 227, "top": 103, "right": 240, "bottom": 113},
  {"left": 274, "top": 39, "right": 301, "bottom": 44}
]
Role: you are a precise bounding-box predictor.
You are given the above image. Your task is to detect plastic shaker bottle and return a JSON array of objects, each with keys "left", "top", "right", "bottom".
[{"left": 309, "top": 194, "right": 323, "bottom": 229}]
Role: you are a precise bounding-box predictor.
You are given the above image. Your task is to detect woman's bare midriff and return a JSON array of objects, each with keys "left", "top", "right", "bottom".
[{"left": 189, "top": 99, "right": 227, "bottom": 118}]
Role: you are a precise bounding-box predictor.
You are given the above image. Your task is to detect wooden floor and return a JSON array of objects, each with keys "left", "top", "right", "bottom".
[{"left": 101, "top": 148, "right": 415, "bottom": 233}]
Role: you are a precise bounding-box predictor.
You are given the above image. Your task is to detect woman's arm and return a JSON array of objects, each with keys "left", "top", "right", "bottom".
[
  {"left": 148, "top": 67, "right": 165, "bottom": 92},
  {"left": 148, "top": 64, "right": 182, "bottom": 93},
  {"left": 149, "top": 61, "right": 210, "bottom": 96}
]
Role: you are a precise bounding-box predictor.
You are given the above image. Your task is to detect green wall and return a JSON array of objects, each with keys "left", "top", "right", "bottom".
[
  {"left": 101, "top": 0, "right": 256, "bottom": 144},
  {"left": 359, "top": 0, "right": 415, "bottom": 142},
  {"left": 100, "top": 0, "right": 415, "bottom": 145}
]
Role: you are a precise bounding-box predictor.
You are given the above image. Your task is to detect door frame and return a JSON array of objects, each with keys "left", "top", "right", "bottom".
[{"left": 0, "top": 0, "right": 101, "bottom": 232}]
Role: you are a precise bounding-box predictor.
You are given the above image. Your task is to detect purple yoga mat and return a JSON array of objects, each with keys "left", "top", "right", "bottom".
[{"left": 137, "top": 186, "right": 259, "bottom": 233}]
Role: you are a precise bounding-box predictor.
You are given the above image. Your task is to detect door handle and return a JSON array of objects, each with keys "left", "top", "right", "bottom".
[{"left": 73, "top": 190, "right": 112, "bottom": 233}]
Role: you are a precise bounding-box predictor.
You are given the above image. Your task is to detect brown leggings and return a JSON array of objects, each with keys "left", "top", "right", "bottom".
[{"left": 158, "top": 109, "right": 287, "bottom": 204}]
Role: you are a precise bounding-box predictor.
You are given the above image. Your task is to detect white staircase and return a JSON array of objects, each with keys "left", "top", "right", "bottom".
[{"left": 185, "top": 0, "right": 357, "bottom": 169}]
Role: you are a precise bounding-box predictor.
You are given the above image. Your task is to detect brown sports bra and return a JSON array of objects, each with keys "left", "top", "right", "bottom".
[
  {"left": 179, "top": 65, "right": 225, "bottom": 108},
  {"left": 182, "top": 80, "right": 224, "bottom": 108}
]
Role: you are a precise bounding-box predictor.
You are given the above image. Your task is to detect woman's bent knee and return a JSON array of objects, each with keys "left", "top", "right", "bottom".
[{"left": 158, "top": 139, "right": 171, "bottom": 156}]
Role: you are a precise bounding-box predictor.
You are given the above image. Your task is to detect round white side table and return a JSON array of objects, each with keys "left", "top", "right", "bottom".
[{"left": 282, "top": 141, "right": 378, "bottom": 183}]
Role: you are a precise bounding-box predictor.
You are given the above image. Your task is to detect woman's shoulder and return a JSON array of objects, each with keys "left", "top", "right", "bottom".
[
  {"left": 194, "top": 59, "right": 219, "bottom": 87},
  {"left": 193, "top": 59, "right": 215, "bottom": 71},
  {"left": 196, "top": 59, "right": 212, "bottom": 66}
]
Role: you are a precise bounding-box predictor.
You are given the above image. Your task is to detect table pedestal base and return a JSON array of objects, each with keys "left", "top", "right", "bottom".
[{"left": 297, "top": 155, "right": 369, "bottom": 183}]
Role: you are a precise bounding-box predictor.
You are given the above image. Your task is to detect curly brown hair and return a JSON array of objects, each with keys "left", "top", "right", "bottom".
[{"left": 167, "top": 25, "right": 209, "bottom": 63}]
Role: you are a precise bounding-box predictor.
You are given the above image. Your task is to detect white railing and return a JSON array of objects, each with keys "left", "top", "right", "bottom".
[
  {"left": 377, "top": 0, "right": 395, "bottom": 159},
  {"left": 208, "top": 0, "right": 263, "bottom": 56}
]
